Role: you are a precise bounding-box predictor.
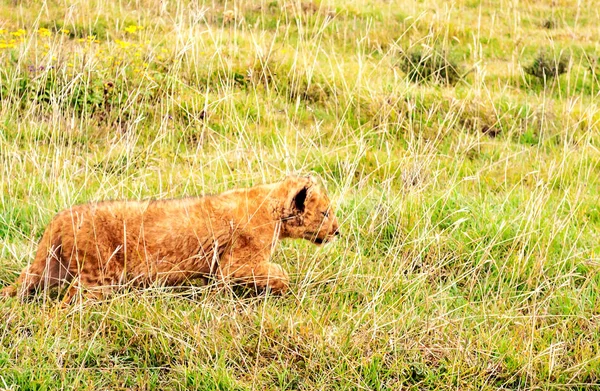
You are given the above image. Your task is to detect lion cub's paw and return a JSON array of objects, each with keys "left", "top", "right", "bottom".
[{"left": 255, "top": 262, "right": 290, "bottom": 295}]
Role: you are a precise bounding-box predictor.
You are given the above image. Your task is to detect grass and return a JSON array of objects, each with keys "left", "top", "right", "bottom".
[{"left": 1, "top": 0, "right": 600, "bottom": 389}]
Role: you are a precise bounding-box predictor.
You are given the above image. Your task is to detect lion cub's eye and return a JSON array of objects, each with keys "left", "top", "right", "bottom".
[{"left": 321, "top": 211, "right": 329, "bottom": 218}]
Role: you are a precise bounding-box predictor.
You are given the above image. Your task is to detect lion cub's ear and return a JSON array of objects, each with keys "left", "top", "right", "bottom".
[
  {"left": 283, "top": 176, "right": 314, "bottom": 216},
  {"left": 293, "top": 186, "right": 309, "bottom": 213}
]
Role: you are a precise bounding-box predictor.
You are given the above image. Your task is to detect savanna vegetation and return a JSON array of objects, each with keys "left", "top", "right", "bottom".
[{"left": 1, "top": 0, "right": 600, "bottom": 389}]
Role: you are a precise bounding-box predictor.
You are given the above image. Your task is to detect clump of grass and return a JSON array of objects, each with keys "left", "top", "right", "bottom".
[
  {"left": 401, "top": 161, "right": 429, "bottom": 189},
  {"left": 541, "top": 18, "right": 556, "bottom": 29},
  {"left": 288, "top": 78, "right": 331, "bottom": 103},
  {"left": 523, "top": 50, "right": 570, "bottom": 81},
  {"left": 399, "top": 48, "right": 463, "bottom": 85},
  {"left": 585, "top": 55, "right": 600, "bottom": 78},
  {"left": 248, "top": 55, "right": 277, "bottom": 88},
  {"left": 177, "top": 100, "right": 207, "bottom": 128}
]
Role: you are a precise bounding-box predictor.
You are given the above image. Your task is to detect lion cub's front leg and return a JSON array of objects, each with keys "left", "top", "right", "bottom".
[
  {"left": 219, "top": 239, "right": 289, "bottom": 294},
  {"left": 247, "top": 262, "right": 290, "bottom": 294}
]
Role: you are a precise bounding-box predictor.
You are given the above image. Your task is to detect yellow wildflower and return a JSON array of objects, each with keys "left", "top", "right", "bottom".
[
  {"left": 124, "top": 25, "right": 143, "bottom": 34},
  {"left": 10, "top": 29, "right": 26, "bottom": 37},
  {"left": 38, "top": 28, "right": 51, "bottom": 37},
  {"left": 60, "top": 28, "right": 70, "bottom": 35},
  {"left": 115, "top": 39, "right": 132, "bottom": 49}
]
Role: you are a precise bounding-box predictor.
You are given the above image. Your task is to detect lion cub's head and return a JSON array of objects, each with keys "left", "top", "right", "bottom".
[{"left": 279, "top": 176, "right": 340, "bottom": 245}]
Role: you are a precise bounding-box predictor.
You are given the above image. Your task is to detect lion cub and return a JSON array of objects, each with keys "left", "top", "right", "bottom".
[{"left": 2, "top": 176, "right": 339, "bottom": 301}]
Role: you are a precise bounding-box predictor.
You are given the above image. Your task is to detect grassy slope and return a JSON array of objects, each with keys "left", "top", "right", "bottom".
[{"left": 1, "top": 0, "right": 600, "bottom": 389}]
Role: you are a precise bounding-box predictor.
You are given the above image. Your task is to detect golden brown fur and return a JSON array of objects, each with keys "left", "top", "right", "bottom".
[{"left": 1, "top": 176, "right": 339, "bottom": 301}]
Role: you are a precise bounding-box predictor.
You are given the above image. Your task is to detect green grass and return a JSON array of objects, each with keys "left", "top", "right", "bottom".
[{"left": 1, "top": 0, "right": 600, "bottom": 389}]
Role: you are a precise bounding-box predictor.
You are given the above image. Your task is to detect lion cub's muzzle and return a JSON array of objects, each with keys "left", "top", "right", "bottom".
[{"left": 312, "top": 226, "right": 340, "bottom": 245}]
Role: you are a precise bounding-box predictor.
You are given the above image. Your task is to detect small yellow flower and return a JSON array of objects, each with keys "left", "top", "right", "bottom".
[
  {"left": 115, "top": 39, "right": 132, "bottom": 49},
  {"left": 124, "top": 25, "right": 143, "bottom": 34},
  {"left": 60, "top": 28, "right": 70, "bottom": 35},
  {"left": 10, "top": 29, "right": 26, "bottom": 37},
  {"left": 0, "top": 29, "right": 6, "bottom": 34},
  {"left": 38, "top": 28, "right": 51, "bottom": 37},
  {"left": 67, "top": 62, "right": 73, "bottom": 67}
]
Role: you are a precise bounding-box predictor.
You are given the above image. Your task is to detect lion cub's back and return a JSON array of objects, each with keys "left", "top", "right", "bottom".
[{"left": 53, "top": 198, "right": 207, "bottom": 236}]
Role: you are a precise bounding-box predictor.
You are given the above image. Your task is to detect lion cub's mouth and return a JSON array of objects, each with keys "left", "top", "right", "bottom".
[
  {"left": 305, "top": 232, "right": 327, "bottom": 244},
  {"left": 306, "top": 231, "right": 338, "bottom": 245}
]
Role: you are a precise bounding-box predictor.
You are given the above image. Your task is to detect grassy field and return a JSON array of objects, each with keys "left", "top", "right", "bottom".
[{"left": 1, "top": 0, "right": 600, "bottom": 389}]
